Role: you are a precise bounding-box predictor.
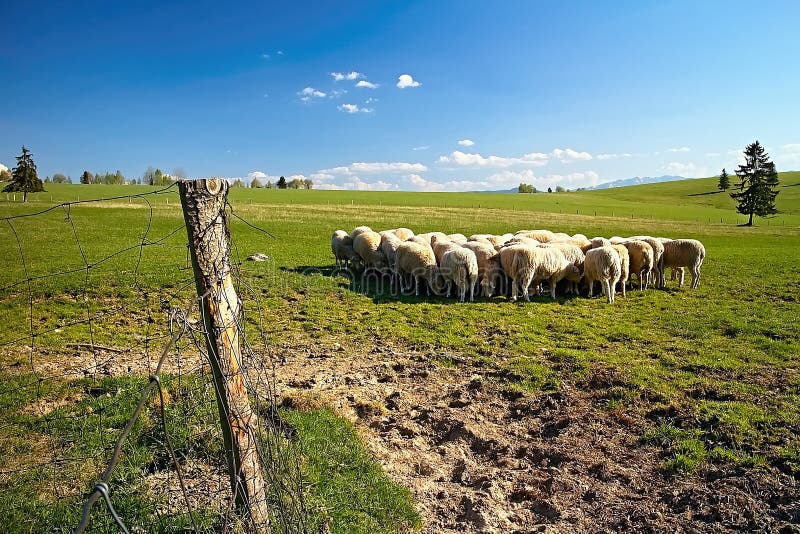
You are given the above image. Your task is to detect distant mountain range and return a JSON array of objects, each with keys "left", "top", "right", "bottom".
[
  {"left": 584, "top": 175, "right": 687, "bottom": 190},
  {"left": 473, "top": 174, "right": 689, "bottom": 193}
]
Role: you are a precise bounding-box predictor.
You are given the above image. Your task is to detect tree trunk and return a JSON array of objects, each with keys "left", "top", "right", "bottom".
[
  {"left": 748, "top": 212, "right": 754, "bottom": 226},
  {"left": 178, "top": 178, "right": 269, "bottom": 532}
]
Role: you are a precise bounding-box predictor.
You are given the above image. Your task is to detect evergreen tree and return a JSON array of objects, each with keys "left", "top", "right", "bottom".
[
  {"left": 2, "top": 146, "right": 45, "bottom": 201},
  {"left": 266, "top": 180, "right": 273, "bottom": 189},
  {"left": 718, "top": 168, "right": 730, "bottom": 191},
  {"left": 547, "top": 186, "right": 553, "bottom": 193},
  {"left": 730, "top": 141, "right": 780, "bottom": 226},
  {"left": 80, "top": 171, "right": 93, "bottom": 184},
  {"left": 277, "top": 176, "right": 287, "bottom": 189},
  {"left": 232, "top": 178, "right": 244, "bottom": 188},
  {"left": 251, "top": 177, "right": 263, "bottom": 188}
]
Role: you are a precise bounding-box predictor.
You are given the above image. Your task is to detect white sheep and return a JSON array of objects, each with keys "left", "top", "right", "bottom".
[
  {"left": 331, "top": 230, "right": 359, "bottom": 268},
  {"left": 462, "top": 241, "right": 503, "bottom": 297},
  {"left": 584, "top": 246, "right": 622, "bottom": 303},
  {"left": 622, "top": 239, "right": 654, "bottom": 290},
  {"left": 353, "top": 230, "right": 387, "bottom": 272},
  {"left": 394, "top": 241, "right": 442, "bottom": 296},
  {"left": 629, "top": 235, "right": 665, "bottom": 287},
  {"left": 503, "top": 245, "right": 581, "bottom": 301},
  {"left": 440, "top": 247, "right": 479, "bottom": 302},
  {"left": 540, "top": 242, "right": 585, "bottom": 295},
  {"left": 611, "top": 243, "right": 629, "bottom": 298},
  {"left": 351, "top": 225, "right": 373, "bottom": 240},
  {"left": 393, "top": 227, "right": 415, "bottom": 240},
  {"left": 660, "top": 238, "right": 706, "bottom": 289},
  {"left": 415, "top": 231, "right": 449, "bottom": 246},
  {"left": 446, "top": 233, "right": 468, "bottom": 245},
  {"left": 590, "top": 237, "right": 612, "bottom": 249},
  {"left": 430, "top": 235, "right": 461, "bottom": 264}
]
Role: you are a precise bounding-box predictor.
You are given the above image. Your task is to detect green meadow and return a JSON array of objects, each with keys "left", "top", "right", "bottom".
[{"left": 1, "top": 173, "right": 799, "bottom": 531}]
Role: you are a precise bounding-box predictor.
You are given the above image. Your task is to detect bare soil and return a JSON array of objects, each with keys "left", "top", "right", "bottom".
[{"left": 276, "top": 340, "right": 800, "bottom": 533}]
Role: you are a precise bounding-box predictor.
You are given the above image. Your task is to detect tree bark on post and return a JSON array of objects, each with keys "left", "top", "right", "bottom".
[{"left": 178, "top": 178, "right": 269, "bottom": 531}]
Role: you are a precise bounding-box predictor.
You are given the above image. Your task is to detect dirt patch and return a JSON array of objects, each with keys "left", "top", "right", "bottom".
[
  {"left": 144, "top": 459, "right": 231, "bottom": 517},
  {"left": 275, "top": 341, "right": 800, "bottom": 533}
]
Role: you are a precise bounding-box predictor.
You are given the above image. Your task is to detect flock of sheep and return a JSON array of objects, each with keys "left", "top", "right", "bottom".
[{"left": 331, "top": 226, "right": 706, "bottom": 303}]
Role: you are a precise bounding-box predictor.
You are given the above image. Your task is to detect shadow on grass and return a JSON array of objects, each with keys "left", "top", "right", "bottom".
[
  {"left": 281, "top": 264, "right": 584, "bottom": 305},
  {"left": 687, "top": 190, "right": 724, "bottom": 197}
]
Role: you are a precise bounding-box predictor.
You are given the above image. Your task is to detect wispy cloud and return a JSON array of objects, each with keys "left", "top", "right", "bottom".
[
  {"left": 437, "top": 147, "right": 590, "bottom": 168},
  {"left": 663, "top": 161, "right": 706, "bottom": 177},
  {"left": 411, "top": 146, "right": 430, "bottom": 151},
  {"left": 596, "top": 153, "right": 632, "bottom": 160},
  {"left": 667, "top": 146, "right": 691, "bottom": 153},
  {"left": 396, "top": 74, "right": 421, "bottom": 88},
  {"left": 338, "top": 103, "right": 374, "bottom": 114},
  {"left": 331, "top": 71, "right": 363, "bottom": 81},
  {"left": 261, "top": 53, "right": 270, "bottom": 59},
  {"left": 355, "top": 80, "right": 379, "bottom": 89},
  {"left": 298, "top": 86, "right": 326, "bottom": 102},
  {"left": 319, "top": 162, "right": 428, "bottom": 175},
  {"left": 551, "top": 148, "right": 593, "bottom": 162},
  {"left": 438, "top": 150, "right": 549, "bottom": 168},
  {"left": 457, "top": 139, "right": 475, "bottom": 147}
]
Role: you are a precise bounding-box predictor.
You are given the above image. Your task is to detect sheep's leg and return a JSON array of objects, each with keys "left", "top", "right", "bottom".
[
  {"left": 620, "top": 277, "right": 626, "bottom": 298},
  {"left": 604, "top": 279, "right": 613, "bottom": 303},
  {"left": 679, "top": 269, "right": 685, "bottom": 288},
  {"left": 549, "top": 277, "right": 557, "bottom": 299},
  {"left": 692, "top": 266, "right": 701, "bottom": 289},
  {"left": 588, "top": 279, "right": 594, "bottom": 298},
  {"left": 520, "top": 273, "right": 534, "bottom": 302},
  {"left": 414, "top": 275, "right": 420, "bottom": 296},
  {"left": 511, "top": 278, "right": 518, "bottom": 302},
  {"left": 469, "top": 277, "right": 476, "bottom": 302}
]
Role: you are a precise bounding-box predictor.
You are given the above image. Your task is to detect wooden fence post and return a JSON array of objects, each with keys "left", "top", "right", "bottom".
[{"left": 178, "top": 178, "right": 269, "bottom": 531}]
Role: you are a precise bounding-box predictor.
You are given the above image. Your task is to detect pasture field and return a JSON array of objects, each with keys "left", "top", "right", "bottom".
[{"left": 1, "top": 174, "right": 799, "bottom": 531}]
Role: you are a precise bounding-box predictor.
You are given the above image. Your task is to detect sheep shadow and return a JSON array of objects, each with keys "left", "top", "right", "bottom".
[{"left": 282, "top": 264, "right": 584, "bottom": 305}]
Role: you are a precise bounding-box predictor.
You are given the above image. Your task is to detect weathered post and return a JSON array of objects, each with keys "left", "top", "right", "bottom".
[{"left": 178, "top": 179, "right": 269, "bottom": 531}]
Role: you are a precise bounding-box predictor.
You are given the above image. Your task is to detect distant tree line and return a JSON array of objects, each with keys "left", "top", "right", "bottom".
[{"left": 518, "top": 183, "right": 566, "bottom": 193}]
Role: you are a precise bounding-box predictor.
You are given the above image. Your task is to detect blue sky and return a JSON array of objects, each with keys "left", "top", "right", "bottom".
[{"left": 1, "top": 0, "right": 799, "bottom": 191}]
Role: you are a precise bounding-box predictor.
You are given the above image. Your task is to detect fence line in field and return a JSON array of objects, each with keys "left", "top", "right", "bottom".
[{"left": 1, "top": 183, "right": 308, "bottom": 532}]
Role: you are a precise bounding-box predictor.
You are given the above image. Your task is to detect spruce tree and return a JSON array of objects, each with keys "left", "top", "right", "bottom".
[
  {"left": 718, "top": 168, "right": 730, "bottom": 191},
  {"left": 277, "top": 176, "right": 287, "bottom": 189},
  {"left": 2, "top": 146, "right": 44, "bottom": 201},
  {"left": 80, "top": 171, "right": 93, "bottom": 184},
  {"left": 730, "top": 141, "right": 779, "bottom": 226}
]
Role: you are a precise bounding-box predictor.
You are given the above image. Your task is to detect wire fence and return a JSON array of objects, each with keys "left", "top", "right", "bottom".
[{"left": 0, "top": 183, "right": 309, "bottom": 532}]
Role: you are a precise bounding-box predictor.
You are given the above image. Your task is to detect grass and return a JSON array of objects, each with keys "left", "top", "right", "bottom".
[{"left": 1, "top": 173, "right": 799, "bottom": 528}]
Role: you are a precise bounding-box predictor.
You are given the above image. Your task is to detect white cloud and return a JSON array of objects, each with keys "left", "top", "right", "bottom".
[
  {"left": 310, "top": 172, "right": 335, "bottom": 182},
  {"left": 365, "top": 97, "right": 378, "bottom": 104},
  {"left": 457, "top": 139, "right": 475, "bottom": 147},
  {"left": 338, "top": 103, "right": 374, "bottom": 114},
  {"left": 437, "top": 150, "right": 549, "bottom": 168},
  {"left": 248, "top": 171, "right": 268, "bottom": 180},
  {"left": 261, "top": 53, "right": 270, "bottom": 59},
  {"left": 663, "top": 161, "right": 707, "bottom": 177},
  {"left": 331, "top": 71, "right": 363, "bottom": 81},
  {"left": 596, "top": 153, "right": 632, "bottom": 160},
  {"left": 667, "top": 147, "right": 691, "bottom": 153},
  {"left": 778, "top": 143, "right": 800, "bottom": 167},
  {"left": 411, "top": 146, "right": 429, "bottom": 151},
  {"left": 315, "top": 183, "right": 346, "bottom": 190},
  {"left": 328, "top": 89, "right": 347, "bottom": 98},
  {"left": 0, "top": 163, "right": 8, "bottom": 173},
  {"left": 318, "top": 162, "right": 428, "bottom": 175},
  {"left": 341, "top": 178, "right": 399, "bottom": 191},
  {"left": 551, "top": 148, "right": 593, "bottom": 162},
  {"left": 396, "top": 74, "right": 421, "bottom": 88},
  {"left": 277, "top": 50, "right": 284, "bottom": 55},
  {"left": 355, "top": 80, "right": 379, "bottom": 89},
  {"left": 298, "top": 86, "right": 326, "bottom": 101}
]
